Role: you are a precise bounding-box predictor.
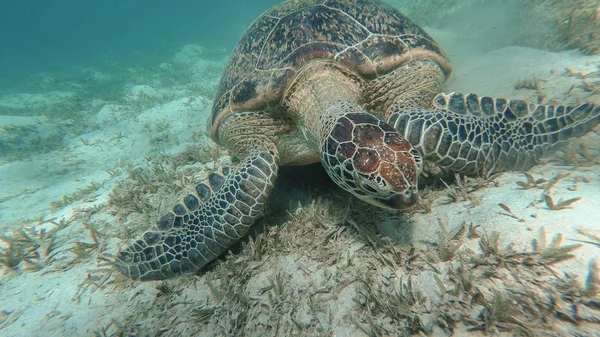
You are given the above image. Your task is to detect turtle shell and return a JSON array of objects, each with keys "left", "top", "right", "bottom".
[{"left": 207, "top": 0, "right": 452, "bottom": 140}]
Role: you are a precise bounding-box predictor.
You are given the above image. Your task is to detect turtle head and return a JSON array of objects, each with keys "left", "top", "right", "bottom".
[{"left": 320, "top": 110, "right": 422, "bottom": 210}]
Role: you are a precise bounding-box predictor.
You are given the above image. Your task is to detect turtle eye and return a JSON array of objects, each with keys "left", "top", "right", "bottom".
[
  {"left": 354, "top": 171, "right": 380, "bottom": 194},
  {"left": 411, "top": 148, "right": 423, "bottom": 174},
  {"left": 361, "top": 179, "right": 378, "bottom": 193}
]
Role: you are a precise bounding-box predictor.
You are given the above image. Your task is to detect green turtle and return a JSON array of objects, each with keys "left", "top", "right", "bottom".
[{"left": 116, "top": 0, "right": 600, "bottom": 280}]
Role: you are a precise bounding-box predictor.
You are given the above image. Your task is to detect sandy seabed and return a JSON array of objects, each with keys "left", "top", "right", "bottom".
[{"left": 0, "top": 28, "right": 599, "bottom": 336}]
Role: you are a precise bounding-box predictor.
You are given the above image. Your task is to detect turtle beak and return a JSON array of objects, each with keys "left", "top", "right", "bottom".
[{"left": 375, "top": 188, "right": 418, "bottom": 210}]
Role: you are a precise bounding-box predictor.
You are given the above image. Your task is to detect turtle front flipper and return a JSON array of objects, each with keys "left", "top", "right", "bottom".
[
  {"left": 115, "top": 143, "right": 279, "bottom": 281},
  {"left": 389, "top": 92, "right": 600, "bottom": 175}
]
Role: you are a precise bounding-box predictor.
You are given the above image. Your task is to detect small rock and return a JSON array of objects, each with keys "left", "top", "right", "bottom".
[
  {"left": 158, "top": 62, "right": 174, "bottom": 72},
  {"left": 173, "top": 44, "right": 206, "bottom": 65},
  {"left": 129, "top": 85, "right": 159, "bottom": 100}
]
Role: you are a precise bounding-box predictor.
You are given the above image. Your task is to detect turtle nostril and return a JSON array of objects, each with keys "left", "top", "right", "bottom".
[{"left": 404, "top": 187, "right": 419, "bottom": 205}]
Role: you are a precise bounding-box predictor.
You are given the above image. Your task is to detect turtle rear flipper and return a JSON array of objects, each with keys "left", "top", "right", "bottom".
[
  {"left": 389, "top": 92, "right": 600, "bottom": 175},
  {"left": 115, "top": 144, "right": 279, "bottom": 281}
]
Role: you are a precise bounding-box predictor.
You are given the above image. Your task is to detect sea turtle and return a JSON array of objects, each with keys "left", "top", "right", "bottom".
[{"left": 116, "top": 0, "right": 600, "bottom": 280}]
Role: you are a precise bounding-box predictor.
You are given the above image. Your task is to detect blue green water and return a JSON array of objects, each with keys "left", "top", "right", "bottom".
[{"left": 0, "top": 0, "right": 278, "bottom": 81}]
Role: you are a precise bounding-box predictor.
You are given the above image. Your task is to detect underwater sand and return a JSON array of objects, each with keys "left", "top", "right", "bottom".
[{"left": 0, "top": 26, "right": 600, "bottom": 337}]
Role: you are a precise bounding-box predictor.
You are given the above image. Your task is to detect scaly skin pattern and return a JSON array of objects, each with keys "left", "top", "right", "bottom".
[
  {"left": 389, "top": 92, "right": 600, "bottom": 175},
  {"left": 115, "top": 146, "right": 279, "bottom": 280},
  {"left": 320, "top": 102, "right": 420, "bottom": 209},
  {"left": 283, "top": 63, "right": 422, "bottom": 211}
]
